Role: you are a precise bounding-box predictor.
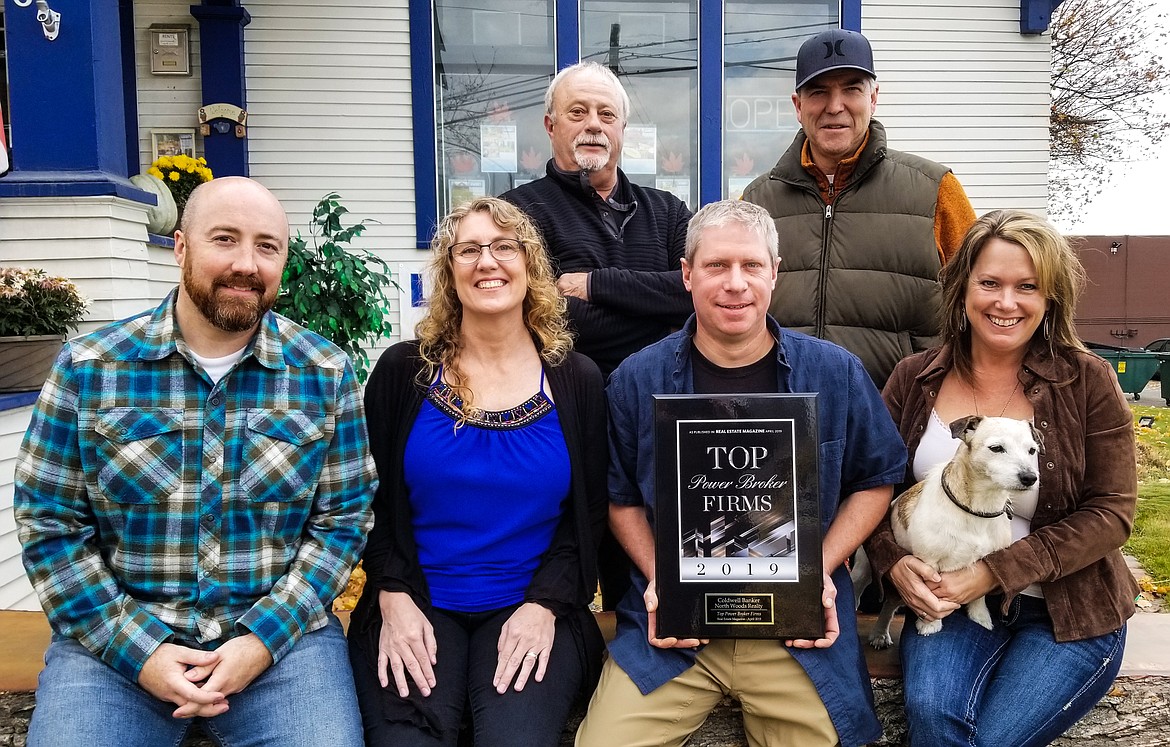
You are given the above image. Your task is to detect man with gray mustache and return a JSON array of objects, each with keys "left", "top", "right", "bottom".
[
  {"left": 503, "top": 62, "right": 693, "bottom": 381},
  {"left": 503, "top": 61, "right": 694, "bottom": 611}
]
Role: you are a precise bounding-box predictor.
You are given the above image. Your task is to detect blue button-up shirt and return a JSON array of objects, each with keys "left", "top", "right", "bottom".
[
  {"left": 15, "top": 291, "right": 376, "bottom": 682},
  {"left": 606, "top": 316, "right": 905, "bottom": 747}
]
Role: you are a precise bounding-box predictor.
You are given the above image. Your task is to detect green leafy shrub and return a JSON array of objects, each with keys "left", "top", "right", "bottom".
[{"left": 275, "top": 193, "right": 396, "bottom": 383}]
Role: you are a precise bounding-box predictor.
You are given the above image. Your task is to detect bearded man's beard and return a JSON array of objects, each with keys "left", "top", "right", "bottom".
[
  {"left": 182, "top": 263, "right": 277, "bottom": 333},
  {"left": 573, "top": 134, "right": 611, "bottom": 172}
]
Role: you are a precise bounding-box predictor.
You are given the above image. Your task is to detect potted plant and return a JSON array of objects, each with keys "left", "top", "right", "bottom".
[
  {"left": 275, "top": 193, "right": 397, "bottom": 383},
  {"left": 147, "top": 154, "right": 213, "bottom": 227},
  {"left": 0, "top": 267, "right": 90, "bottom": 393}
]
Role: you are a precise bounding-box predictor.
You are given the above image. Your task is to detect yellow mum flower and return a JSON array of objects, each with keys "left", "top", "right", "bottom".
[{"left": 148, "top": 153, "right": 212, "bottom": 209}]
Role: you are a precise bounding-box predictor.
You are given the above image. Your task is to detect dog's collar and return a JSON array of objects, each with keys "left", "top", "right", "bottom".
[{"left": 941, "top": 474, "right": 1014, "bottom": 519}]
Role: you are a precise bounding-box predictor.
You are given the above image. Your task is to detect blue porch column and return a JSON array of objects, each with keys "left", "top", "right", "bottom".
[
  {"left": 1020, "top": 0, "right": 1063, "bottom": 34},
  {"left": 190, "top": 3, "right": 251, "bottom": 177},
  {"left": 0, "top": 0, "right": 149, "bottom": 201}
]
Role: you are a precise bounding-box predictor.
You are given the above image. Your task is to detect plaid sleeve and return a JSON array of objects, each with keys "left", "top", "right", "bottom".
[
  {"left": 237, "top": 361, "right": 376, "bottom": 661},
  {"left": 14, "top": 348, "right": 174, "bottom": 682}
]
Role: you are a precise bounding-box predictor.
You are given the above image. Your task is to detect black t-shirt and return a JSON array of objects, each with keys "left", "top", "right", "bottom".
[{"left": 690, "top": 341, "right": 779, "bottom": 395}]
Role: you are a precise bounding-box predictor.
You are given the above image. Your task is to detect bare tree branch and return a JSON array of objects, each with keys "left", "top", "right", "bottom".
[{"left": 1050, "top": 0, "right": 1170, "bottom": 223}]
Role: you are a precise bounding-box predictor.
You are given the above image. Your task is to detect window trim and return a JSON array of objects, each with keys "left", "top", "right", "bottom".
[{"left": 409, "top": 0, "right": 861, "bottom": 247}]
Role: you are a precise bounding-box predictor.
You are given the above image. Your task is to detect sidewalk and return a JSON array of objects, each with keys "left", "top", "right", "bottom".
[{"left": 1135, "top": 379, "right": 1169, "bottom": 409}]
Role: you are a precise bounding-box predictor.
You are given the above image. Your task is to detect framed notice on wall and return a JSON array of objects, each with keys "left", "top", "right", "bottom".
[
  {"left": 653, "top": 394, "right": 823, "bottom": 640},
  {"left": 151, "top": 129, "right": 196, "bottom": 160}
]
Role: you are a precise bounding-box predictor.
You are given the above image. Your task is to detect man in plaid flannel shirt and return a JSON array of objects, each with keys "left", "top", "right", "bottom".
[{"left": 15, "top": 177, "right": 376, "bottom": 746}]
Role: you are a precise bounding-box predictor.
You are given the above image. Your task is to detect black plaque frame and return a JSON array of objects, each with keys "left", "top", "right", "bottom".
[{"left": 653, "top": 394, "right": 823, "bottom": 639}]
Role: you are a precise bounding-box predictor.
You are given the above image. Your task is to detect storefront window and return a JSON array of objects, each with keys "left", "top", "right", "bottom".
[
  {"left": 416, "top": 0, "right": 847, "bottom": 238},
  {"left": 723, "top": 1, "right": 836, "bottom": 198},
  {"left": 581, "top": 0, "right": 699, "bottom": 208},
  {"left": 433, "top": 0, "right": 555, "bottom": 212}
]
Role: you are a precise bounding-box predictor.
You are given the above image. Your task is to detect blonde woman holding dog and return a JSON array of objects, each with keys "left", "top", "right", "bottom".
[{"left": 865, "top": 209, "right": 1138, "bottom": 747}]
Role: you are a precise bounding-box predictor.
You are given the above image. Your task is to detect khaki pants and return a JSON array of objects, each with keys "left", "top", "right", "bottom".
[{"left": 575, "top": 639, "right": 838, "bottom": 747}]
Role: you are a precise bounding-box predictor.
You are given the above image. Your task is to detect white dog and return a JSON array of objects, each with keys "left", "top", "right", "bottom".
[{"left": 866, "top": 415, "right": 1041, "bottom": 648}]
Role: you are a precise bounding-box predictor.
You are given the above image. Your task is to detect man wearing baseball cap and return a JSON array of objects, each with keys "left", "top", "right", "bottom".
[{"left": 743, "top": 28, "right": 975, "bottom": 389}]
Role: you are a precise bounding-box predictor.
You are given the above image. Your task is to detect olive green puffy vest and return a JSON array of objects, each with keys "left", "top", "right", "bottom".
[{"left": 742, "top": 120, "right": 949, "bottom": 388}]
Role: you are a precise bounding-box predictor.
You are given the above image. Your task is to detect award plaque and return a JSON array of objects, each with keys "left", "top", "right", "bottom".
[{"left": 653, "top": 394, "right": 823, "bottom": 640}]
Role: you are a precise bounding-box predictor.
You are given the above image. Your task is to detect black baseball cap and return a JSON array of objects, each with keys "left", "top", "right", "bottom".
[{"left": 795, "top": 28, "right": 876, "bottom": 90}]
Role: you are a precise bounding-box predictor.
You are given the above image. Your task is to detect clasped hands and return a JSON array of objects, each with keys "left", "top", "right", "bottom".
[
  {"left": 377, "top": 591, "right": 555, "bottom": 699},
  {"left": 138, "top": 632, "right": 273, "bottom": 719},
  {"left": 889, "top": 555, "right": 996, "bottom": 623},
  {"left": 643, "top": 572, "right": 841, "bottom": 651}
]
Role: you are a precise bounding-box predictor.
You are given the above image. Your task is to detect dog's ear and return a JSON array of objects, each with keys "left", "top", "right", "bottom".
[
  {"left": 1029, "top": 422, "right": 1045, "bottom": 452},
  {"left": 950, "top": 415, "right": 983, "bottom": 442}
]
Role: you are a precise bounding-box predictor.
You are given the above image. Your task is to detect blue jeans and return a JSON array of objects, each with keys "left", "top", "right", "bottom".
[
  {"left": 900, "top": 594, "right": 1126, "bottom": 747},
  {"left": 28, "top": 614, "right": 362, "bottom": 747},
  {"left": 350, "top": 603, "right": 583, "bottom": 747}
]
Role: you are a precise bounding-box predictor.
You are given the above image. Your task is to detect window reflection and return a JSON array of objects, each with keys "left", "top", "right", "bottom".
[
  {"left": 723, "top": 1, "right": 836, "bottom": 199},
  {"left": 433, "top": 1, "right": 554, "bottom": 210},
  {"left": 426, "top": 0, "right": 841, "bottom": 214},
  {"left": 581, "top": 0, "right": 698, "bottom": 208}
]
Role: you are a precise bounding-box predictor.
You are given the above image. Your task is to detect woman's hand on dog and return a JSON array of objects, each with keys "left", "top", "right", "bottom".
[
  {"left": 786, "top": 572, "right": 841, "bottom": 649},
  {"left": 890, "top": 556, "right": 962, "bottom": 622},
  {"left": 927, "top": 561, "right": 997, "bottom": 606}
]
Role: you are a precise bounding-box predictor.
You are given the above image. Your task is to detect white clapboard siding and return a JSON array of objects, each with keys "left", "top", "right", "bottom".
[
  {"left": 0, "top": 197, "right": 157, "bottom": 333},
  {"left": 863, "top": 1, "right": 1051, "bottom": 214},
  {"left": 134, "top": 1, "right": 205, "bottom": 175},
  {"left": 0, "top": 407, "right": 38, "bottom": 611},
  {"left": 244, "top": 0, "right": 416, "bottom": 356}
]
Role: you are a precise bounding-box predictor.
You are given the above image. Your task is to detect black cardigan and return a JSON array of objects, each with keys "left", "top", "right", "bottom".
[{"left": 348, "top": 341, "right": 608, "bottom": 720}]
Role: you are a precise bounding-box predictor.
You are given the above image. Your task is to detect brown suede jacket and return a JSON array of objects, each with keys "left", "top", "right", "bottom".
[{"left": 865, "top": 342, "right": 1138, "bottom": 642}]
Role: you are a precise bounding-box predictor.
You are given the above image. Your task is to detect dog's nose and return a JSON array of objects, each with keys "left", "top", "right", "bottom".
[{"left": 1019, "top": 472, "right": 1038, "bottom": 488}]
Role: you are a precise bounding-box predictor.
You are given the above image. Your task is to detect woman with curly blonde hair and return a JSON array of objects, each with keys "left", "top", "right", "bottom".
[
  {"left": 349, "top": 197, "right": 607, "bottom": 746},
  {"left": 415, "top": 197, "right": 573, "bottom": 417}
]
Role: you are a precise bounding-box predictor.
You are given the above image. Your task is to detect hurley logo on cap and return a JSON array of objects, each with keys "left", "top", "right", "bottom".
[
  {"left": 794, "top": 28, "right": 876, "bottom": 91},
  {"left": 821, "top": 38, "right": 849, "bottom": 59}
]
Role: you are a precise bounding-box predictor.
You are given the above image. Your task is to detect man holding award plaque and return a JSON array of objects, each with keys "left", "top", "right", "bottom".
[{"left": 574, "top": 200, "right": 906, "bottom": 747}]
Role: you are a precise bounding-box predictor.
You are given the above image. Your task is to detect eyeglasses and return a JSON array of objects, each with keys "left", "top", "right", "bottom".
[{"left": 450, "top": 239, "right": 524, "bottom": 264}]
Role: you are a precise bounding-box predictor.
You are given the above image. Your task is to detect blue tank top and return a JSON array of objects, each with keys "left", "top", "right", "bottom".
[{"left": 403, "top": 368, "right": 571, "bottom": 612}]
